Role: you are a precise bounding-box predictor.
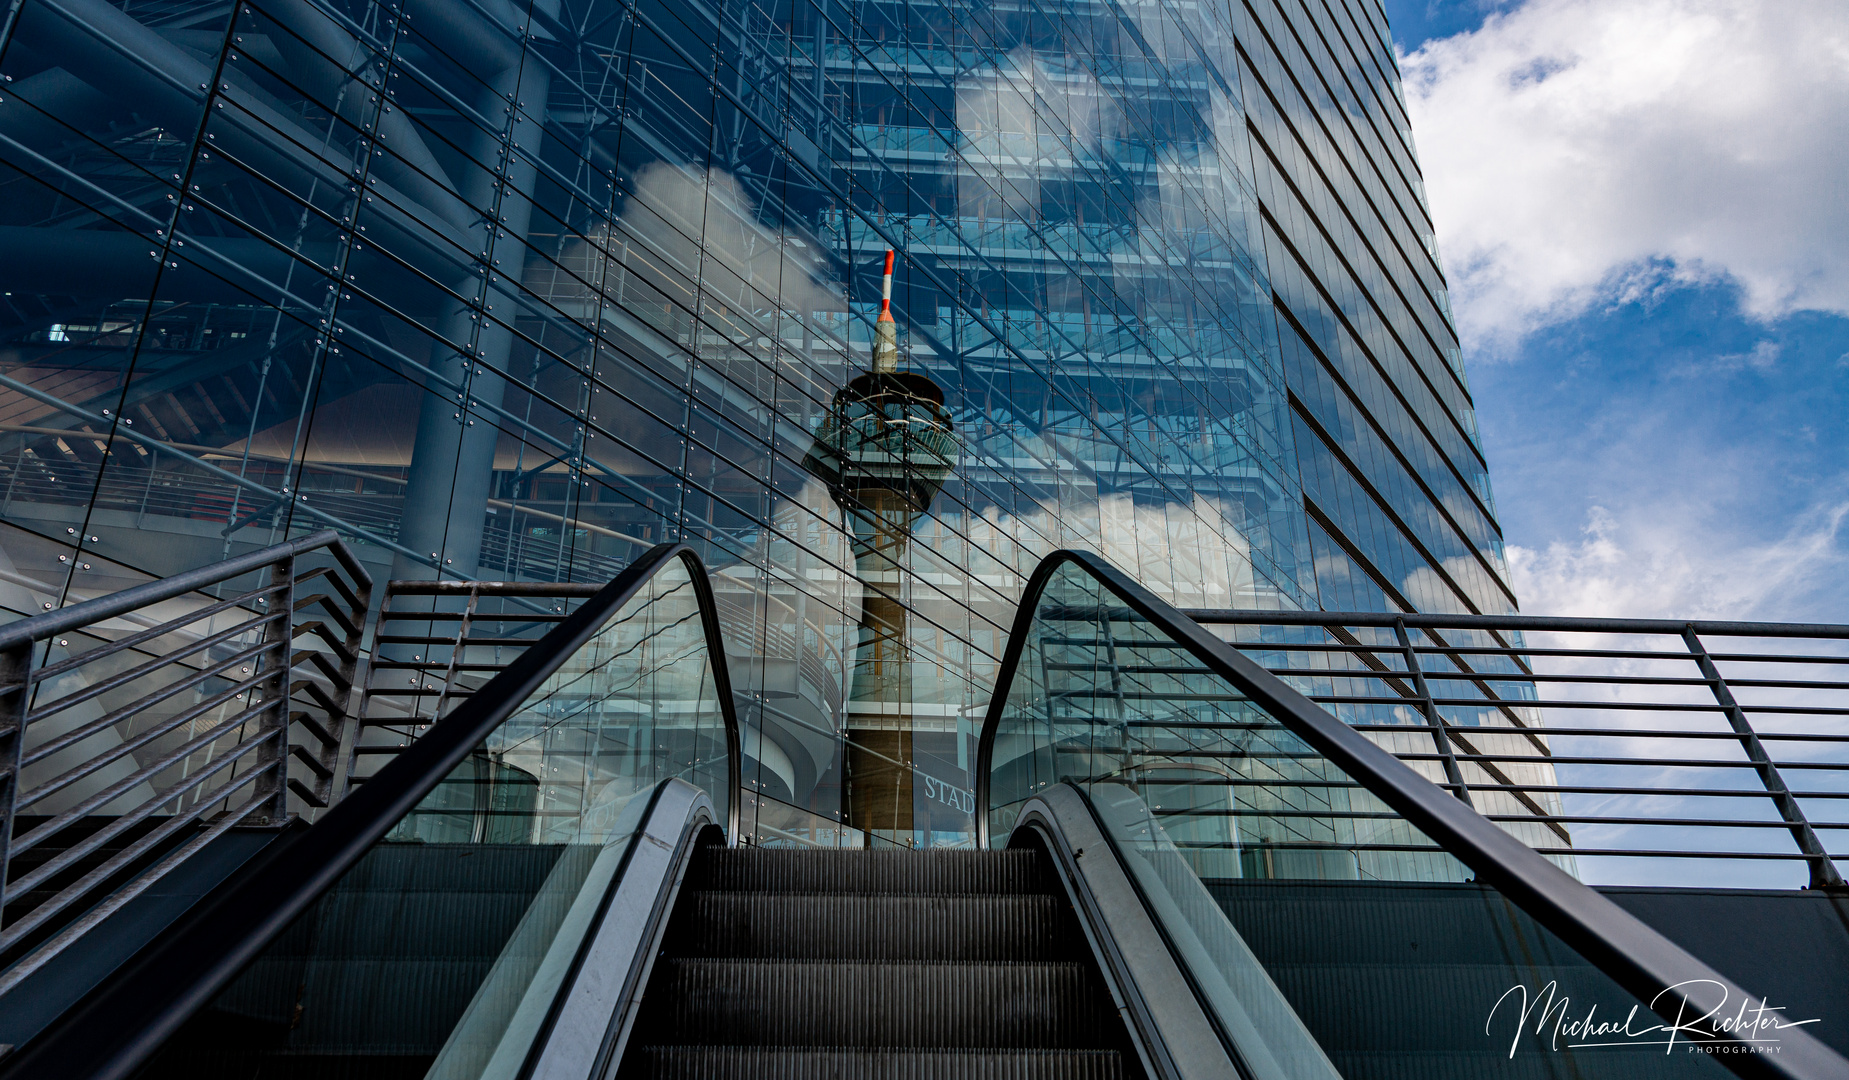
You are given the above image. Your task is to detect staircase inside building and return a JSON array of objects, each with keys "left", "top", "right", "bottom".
[{"left": 619, "top": 846, "right": 1143, "bottom": 1080}]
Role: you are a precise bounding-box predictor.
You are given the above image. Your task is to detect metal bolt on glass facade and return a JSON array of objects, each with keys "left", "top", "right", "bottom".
[{"left": 0, "top": 0, "right": 1515, "bottom": 848}]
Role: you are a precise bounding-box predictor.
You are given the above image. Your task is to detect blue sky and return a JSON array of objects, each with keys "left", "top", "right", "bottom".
[{"left": 1381, "top": 0, "right": 1849, "bottom": 622}]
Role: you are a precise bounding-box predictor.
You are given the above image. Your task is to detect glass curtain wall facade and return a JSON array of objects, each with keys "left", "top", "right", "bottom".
[{"left": 0, "top": 0, "right": 1513, "bottom": 847}]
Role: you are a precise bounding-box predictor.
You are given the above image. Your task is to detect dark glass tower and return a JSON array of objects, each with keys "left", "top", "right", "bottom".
[{"left": 0, "top": 0, "right": 1509, "bottom": 847}]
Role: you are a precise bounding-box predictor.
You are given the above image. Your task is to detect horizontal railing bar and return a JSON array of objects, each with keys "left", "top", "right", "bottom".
[
  {"left": 21, "top": 617, "right": 283, "bottom": 739},
  {"left": 368, "top": 660, "right": 512, "bottom": 672},
  {"left": 381, "top": 581, "right": 602, "bottom": 596},
  {"left": 1253, "top": 645, "right": 1849, "bottom": 673},
  {"left": 317, "top": 540, "right": 374, "bottom": 598},
  {"left": 1333, "top": 722, "right": 1849, "bottom": 742},
  {"left": 1455, "top": 782, "right": 1849, "bottom": 798},
  {"left": 1307, "top": 696, "right": 1849, "bottom": 717},
  {"left": 1063, "top": 718, "right": 1849, "bottom": 749},
  {"left": 293, "top": 564, "right": 363, "bottom": 621},
  {"left": 1383, "top": 751, "right": 1849, "bottom": 774},
  {"left": 1185, "top": 608, "right": 1849, "bottom": 639},
  {"left": 26, "top": 585, "right": 278, "bottom": 688},
  {"left": 1265, "top": 667, "right": 1715, "bottom": 688},
  {"left": 1445, "top": 753, "right": 1845, "bottom": 770},
  {"left": 1329, "top": 696, "right": 1723, "bottom": 712},
  {"left": 370, "top": 635, "right": 551, "bottom": 647},
  {"left": 12, "top": 677, "right": 276, "bottom": 820},
  {"left": 1168, "top": 839, "right": 1447, "bottom": 853},
  {"left": 0, "top": 529, "right": 343, "bottom": 651},
  {"left": 0, "top": 770, "right": 274, "bottom": 988},
  {"left": 1137, "top": 806, "right": 1835, "bottom": 830},
  {"left": 2, "top": 730, "right": 278, "bottom": 914},
  {"left": 20, "top": 637, "right": 281, "bottom": 770},
  {"left": 1172, "top": 840, "right": 1828, "bottom": 861},
  {"left": 293, "top": 591, "right": 359, "bottom": 641},
  {"left": 1077, "top": 769, "right": 1849, "bottom": 800},
  {"left": 1524, "top": 848, "right": 1827, "bottom": 860},
  {"left": 1715, "top": 678, "right": 1849, "bottom": 690},
  {"left": 1486, "top": 814, "right": 1849, "bottom": 830},
  {"left": 1705, "top": 652, "right": 1849, "bottom": 666},
  {"left": 1409, "top": 645, "right": 1694, "bottom": 660}
]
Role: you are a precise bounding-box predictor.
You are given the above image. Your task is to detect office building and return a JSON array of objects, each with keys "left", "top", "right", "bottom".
[{"left": 0, "top": 0, "right": 1512, "bottom": 850}]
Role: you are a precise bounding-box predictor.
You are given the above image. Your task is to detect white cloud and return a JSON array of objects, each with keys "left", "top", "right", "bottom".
[
  {"left": 1401, "top": 0, "right": 1849, "bottom": 350},
  {"left": 1506, "top": 502, "right": 1849, "bottom": 621}
]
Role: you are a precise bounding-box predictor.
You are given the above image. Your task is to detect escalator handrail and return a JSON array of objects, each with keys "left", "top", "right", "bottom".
[
  {"left": 1006, "top": 783, "right": 1255, "bottom": 1080},
  {"left": 1, "top": 542, "right": 742, "bottom": 1080},
  {"left": 972, "top": 549, "right": 1848, "bottom": 1080}
]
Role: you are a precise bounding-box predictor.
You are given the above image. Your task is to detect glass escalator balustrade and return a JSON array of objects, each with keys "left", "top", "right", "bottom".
[
  {"left": 984, "top": 556, "right": 1741, "bottom": 1079},
  {"left": 146, "top": 556, "right": 731, "bottom": 1079}
]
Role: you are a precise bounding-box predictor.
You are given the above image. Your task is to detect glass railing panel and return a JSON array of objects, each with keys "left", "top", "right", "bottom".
[
  {"left": 146, "top": 556, "right": 731, "bottom": 1079},
  {"left": 986, "top": 561, "right": 1458, "bottom": 883},
  {"left": 986, "top": 558, "right": 1737, "bottom": 1078}
]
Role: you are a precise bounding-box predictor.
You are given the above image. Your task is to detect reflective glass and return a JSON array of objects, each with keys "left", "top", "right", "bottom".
[
  {"left": 144, "top": 556, "right": 730, "bottom": 1076},
  {"left": 0, "top": 0, "right": 1508, "bottom": 851}
]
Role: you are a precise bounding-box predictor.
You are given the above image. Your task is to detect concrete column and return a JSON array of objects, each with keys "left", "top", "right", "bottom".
[{"left": 392, "top": 25, "right": 551, "bottom": 584}]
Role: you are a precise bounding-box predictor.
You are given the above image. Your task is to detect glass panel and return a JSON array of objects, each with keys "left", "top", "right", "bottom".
[
  {"left": 986, "top": 559, "right": 1733, "bottom": 1078},
  {"left": 146, "top": 556, "right": 730, "bottom": 1078}
]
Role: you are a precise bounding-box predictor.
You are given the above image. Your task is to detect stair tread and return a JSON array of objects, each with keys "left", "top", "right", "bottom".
[
  {"left": 689, "top": 848, "right": 1047, "bottom": 895},
  {"left": 640, "top": 959, "right": 1119, "bottom": 1049},
  {"left": 621, "top": 846, "right": 1143, "bottom": 1077},
  {"left": 671, "top": 893, "right": 1074, "bottom": 961},
  {"left": 632, "top": 1046, "right": 1128, "bottom": 1079}
]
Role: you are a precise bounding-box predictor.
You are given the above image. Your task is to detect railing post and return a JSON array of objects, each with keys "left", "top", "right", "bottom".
[
  {"left": 323, "top": 565, "right": 372, "bottom": 808},
  {"left": 0, "top": 641, "right": 33, "bottom": 921},
  {"left": 1682, "top": 627, "right": 1843, "bottom": 889},
  {"left": 251, "top": 556, "right": 296, "bottom": 825},
  {"left": 1393, "top": 618, "right": 1473, "bottom": 808},
  {"left": 431, "top": 584, "right": 483, "bottom": 721}
]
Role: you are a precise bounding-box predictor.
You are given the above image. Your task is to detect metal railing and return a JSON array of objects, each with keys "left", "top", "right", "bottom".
[
  {"left": 0, "top": 528, "right": 371, "bottom": 994},
  {"left": 345, "top": 578, "right": 603, "bottom": 790},
  {"left": 1182, "top": 609, "right": 1848, "bottom": 890},
  {"left": 3, "top": 543, "right": 742, "bottom": 1080},
  {"left": 976, "top": 551, "right": 1849, "bottom": 1080}
]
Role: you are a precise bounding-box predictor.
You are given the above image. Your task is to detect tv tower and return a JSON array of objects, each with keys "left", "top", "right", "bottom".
[{"left": 802, "top": 250, "right": 956, "bottom": 843}]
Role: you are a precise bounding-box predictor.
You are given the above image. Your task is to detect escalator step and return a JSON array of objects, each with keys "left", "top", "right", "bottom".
[
  {"left": 633, "top": 1046, "right": 1128, "bottom": 1079},
  {"left": 672, "top": 893, "right": 1075, "bottom": 961},
  {"left": 689, "top": 849, "right": 1045, "bottom": 896},
  {"left": 641, "top": 959, "right": 1118, "bottom": 1049}
]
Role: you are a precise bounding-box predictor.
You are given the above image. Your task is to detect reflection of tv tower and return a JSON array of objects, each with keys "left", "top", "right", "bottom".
[{"left": 802, "top": 250, "right": 955, "bottom": 842}]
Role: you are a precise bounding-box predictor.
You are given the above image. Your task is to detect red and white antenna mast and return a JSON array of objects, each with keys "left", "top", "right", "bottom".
[{"left": 873, "top": 249, "right": 898, "bottom": 374}]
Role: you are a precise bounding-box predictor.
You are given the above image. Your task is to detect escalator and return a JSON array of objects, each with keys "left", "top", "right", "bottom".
[
  {"left": 3, "top": 545, "right": 1844, "bottom": 1080},
  {"left": 621, "top": 847, "right": 1134, "bottom": 1078}
]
